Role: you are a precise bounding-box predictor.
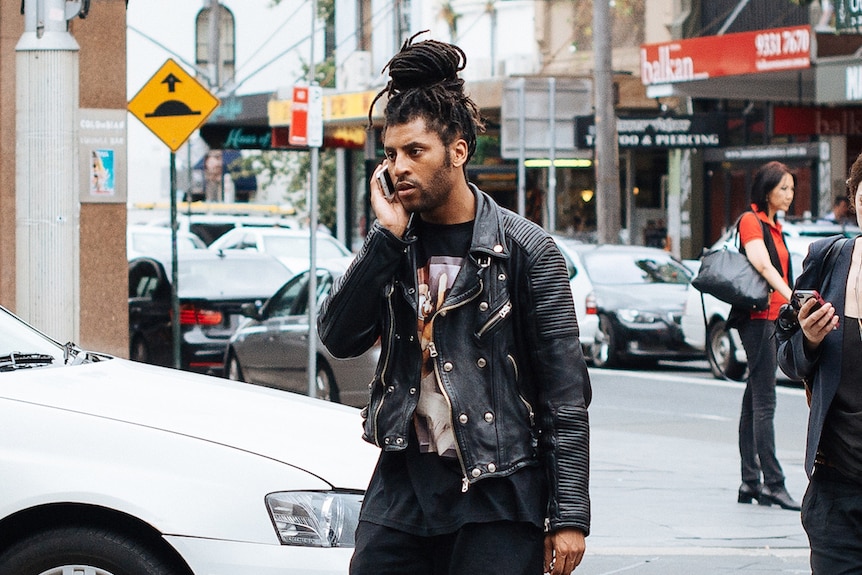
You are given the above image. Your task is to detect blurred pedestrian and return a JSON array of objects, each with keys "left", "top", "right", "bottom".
[
  {"left": 819, "top": 195, "right": 852, "bottom": 225},
  {"left": 779, "top": 150, "right": 862, "bottom": 572},
  {"left": 733, "top": 161, "right": 800, "bottom": 510},
  {"left": 317, "top": 33, "right": 591, "bottom": 575}
]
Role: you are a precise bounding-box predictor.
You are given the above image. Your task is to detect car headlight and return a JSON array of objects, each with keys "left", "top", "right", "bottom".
[
  {"left": 266, "top": 491, "right": 363, "bottom": 547},
  {"left": 617, "top": 309, "right": 660, "bottom": 324}
]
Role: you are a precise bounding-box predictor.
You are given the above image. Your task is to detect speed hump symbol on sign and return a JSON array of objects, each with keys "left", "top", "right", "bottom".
[{"left": 128, "top": 58, "right": 220, "bottom": 152}]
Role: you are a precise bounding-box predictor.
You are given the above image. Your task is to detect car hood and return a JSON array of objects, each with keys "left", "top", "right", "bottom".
[
  {"left": 593, "top": 283, "right": 689, "bottom": 312},
  {"left": 0, "top": 358, "right": 377, "bottom": 490}
]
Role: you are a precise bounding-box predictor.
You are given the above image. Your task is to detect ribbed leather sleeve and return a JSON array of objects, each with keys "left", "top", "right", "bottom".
[{"left": 542, "top": 405, "right": 591, "bottom": 534}]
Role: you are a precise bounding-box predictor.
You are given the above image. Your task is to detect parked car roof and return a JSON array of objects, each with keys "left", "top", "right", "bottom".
[
  {"left": 148, "top": 213, "right": 298, "bottom": 246},
  {"left": 127, "top": 224, "right": 206, "bottom": 260},
  {"left": 209, "top": 227, "right": 355, "bottom": 276}
]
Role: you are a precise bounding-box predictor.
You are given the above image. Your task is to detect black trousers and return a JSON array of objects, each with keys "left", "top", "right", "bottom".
[
  {"left": 803, "top": 467, "right": 862, "bottom": 574},
  {"left": 349, "top": 520, "right": 544, "bottom": 575},
  {"left": 737, "top": 318, "right": 785, "bottom": 487}
]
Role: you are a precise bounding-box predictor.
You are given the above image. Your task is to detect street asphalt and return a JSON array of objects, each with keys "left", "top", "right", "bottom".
[{"left": 577, "top": 369, "right": 811, "bottom": 575}]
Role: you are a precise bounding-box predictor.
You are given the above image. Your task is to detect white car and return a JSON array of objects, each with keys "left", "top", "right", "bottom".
[
  {"left": 127, "top": 224, "right": 206, "bottom": 260},
  {"left": 682, "top": 219, "right": 858, "bottom": 380},
  {"left": 148, "top": 214, "right": 298, "bottom": 246},
  {"left": 553, "top": 237, "right": 599, "bottom": 351},
  {"left": 0, "top": 305, "right": 377, "bottom": 575},
  {"left": 209, "top": 227, "right": 355, "bottom": 276}
]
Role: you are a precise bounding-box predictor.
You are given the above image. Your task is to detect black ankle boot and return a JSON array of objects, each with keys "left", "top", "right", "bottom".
[
  {"left": 738, "top": 481, "right": 762, "bottom": 504},
  {"left": 759, "top": 484, "right": 800, "bottom": 511}
]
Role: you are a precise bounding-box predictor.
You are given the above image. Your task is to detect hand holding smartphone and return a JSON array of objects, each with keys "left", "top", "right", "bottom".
[
  {"left": 792, "top": 289, "right": 825, "bottom": 312},
  {"left": 376, "top": 168, "right": 396, "bottom": 202}
]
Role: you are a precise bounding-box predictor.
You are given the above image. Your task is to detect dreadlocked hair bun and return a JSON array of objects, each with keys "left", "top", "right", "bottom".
[
  {"left": 385, "top": 33, "right": 466, "bottom": 94},
  {"left": 368, "top": 31, "right": 484, "bottom": 160}
]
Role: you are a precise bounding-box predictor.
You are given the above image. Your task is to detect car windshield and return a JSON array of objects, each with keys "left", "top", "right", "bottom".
[
  {"left": 0, "top": 307, "right": 65, "bottom": 366},
  {"left": 583, "top": 252, "right": 692, "bottom": 285},
  {"left": 262, "top": 236, "right": 351, "bottom": 259}
]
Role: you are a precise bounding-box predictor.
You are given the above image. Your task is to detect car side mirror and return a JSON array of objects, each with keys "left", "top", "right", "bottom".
[{"left": 239, "top": 302, "right": 261, "bottom": 320}]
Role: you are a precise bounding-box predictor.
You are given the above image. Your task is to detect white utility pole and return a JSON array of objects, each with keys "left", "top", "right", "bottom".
[{"left": 16, "top": 0, "right": 86, "bottom": 340}]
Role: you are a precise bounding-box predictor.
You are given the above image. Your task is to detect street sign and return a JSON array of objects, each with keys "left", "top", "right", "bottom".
[
  {"left": 128, "top": 58, "right": 220, "bottom": 152},
  {"left": 289, "top": 85, "right": 323, "bottom": 147}
]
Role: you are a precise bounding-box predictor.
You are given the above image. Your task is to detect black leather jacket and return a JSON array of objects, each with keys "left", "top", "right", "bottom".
[{"left": 318, "top": 186, "right": 591, "bottom": 534}]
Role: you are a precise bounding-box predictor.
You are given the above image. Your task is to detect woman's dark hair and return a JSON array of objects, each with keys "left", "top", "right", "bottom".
[
  {"left": 751, "top": 161, "right": 795, "bottom": 213},
  {"left": 846, "top": 151, "right": 862, "bottom": 213},
  {"left": 368, "top": 31, "right": 485, "bottom": 164}
]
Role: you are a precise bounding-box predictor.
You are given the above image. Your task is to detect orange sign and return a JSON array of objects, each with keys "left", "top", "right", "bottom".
[{"left": 128, "top": 59, "right": 220, "bottom": 152}]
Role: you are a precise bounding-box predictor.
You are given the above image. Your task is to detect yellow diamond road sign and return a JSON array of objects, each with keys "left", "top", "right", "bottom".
[{"left": 128, "top": 58, "right": 220, "bottom": 152}]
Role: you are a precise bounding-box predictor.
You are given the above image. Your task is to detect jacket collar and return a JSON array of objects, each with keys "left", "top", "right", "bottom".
[{"left": 404, "top": 184, "right": 509, "bottom": 261}]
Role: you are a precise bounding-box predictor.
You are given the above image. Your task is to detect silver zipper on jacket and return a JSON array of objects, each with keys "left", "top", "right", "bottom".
[
  {"left": 426, "top": 281, "right": 484, "bottom": 492},
  {"left": 509, "top": 354, "right": 534, "bottom": 427},
  {"left": 372, "top": 282, "right": 397, "bottom": 447},
  {"left": 476, "top": 300, "right": 512, "bottom": 339}
]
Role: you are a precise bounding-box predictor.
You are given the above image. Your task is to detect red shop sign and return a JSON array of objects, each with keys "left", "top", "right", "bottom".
[{"left": 641, "top": 26, "right": 811, "bottom": 86}]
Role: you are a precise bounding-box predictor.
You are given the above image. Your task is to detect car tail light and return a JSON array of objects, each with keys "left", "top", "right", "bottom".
[
  {"left": 585, "top": 293, "right": 598, "bottom": 315},
  {"left": 178, "top": 304, "right": 223, "bottom": 326}
]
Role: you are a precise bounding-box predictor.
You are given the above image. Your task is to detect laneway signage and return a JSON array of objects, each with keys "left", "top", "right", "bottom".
[
  {"left": 640, "top": 26, "right": 811, "bottom": 86},
  {"left": 128, "top": 59, "right": 220, "bottom": 152},
  {"left": 836, "top": 0, "right": 862, "bottom": 31}
]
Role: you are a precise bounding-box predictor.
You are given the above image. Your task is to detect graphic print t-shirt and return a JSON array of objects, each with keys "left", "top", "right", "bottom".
[{"left": 414, "top": 220, "right": 472, "bottom": 458}]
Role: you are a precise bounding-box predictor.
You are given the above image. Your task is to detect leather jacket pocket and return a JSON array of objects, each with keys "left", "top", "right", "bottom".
[{"left": 475, "top": 299, "right": 512, "bottom": 340}]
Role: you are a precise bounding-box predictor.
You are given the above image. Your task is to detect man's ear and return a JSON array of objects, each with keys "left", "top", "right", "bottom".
[{"left": 450, "top": 138, "right": 469, "bottom": 168}]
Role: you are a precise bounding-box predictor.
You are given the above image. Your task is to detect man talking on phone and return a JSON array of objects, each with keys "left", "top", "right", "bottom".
[{"left": 317, "top": 34, "right": 591, "bottom": 575}]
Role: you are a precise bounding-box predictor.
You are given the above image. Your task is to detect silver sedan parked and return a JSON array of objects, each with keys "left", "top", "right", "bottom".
[{"left": 225, "top": 268, "right": 379, "bottom": 408}]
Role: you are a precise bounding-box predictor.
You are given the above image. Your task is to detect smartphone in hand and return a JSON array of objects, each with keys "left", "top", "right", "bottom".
[
  {"left": 376, "top": 169, "right": 396, "bottom": 201},
  {"left": 793, "top": 289, "right": 825, "bottom": 312}
]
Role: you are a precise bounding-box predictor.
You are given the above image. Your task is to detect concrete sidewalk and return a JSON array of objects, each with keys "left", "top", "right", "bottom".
[{"left": 579, "top": 422, "right": 810, "bottom": 574}]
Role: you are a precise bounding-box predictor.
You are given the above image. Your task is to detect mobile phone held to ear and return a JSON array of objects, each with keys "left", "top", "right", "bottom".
[
  {"left": 793, "top": 289, "right": 825, "bottom": 312},
  {"left": 377, "top": 169, "right": 395, "bottom": 201}
]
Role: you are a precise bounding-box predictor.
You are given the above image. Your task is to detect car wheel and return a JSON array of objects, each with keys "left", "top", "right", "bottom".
[
  {"left": 226, "top": 350, "right": 245, "bottom": 382},
  {"left": 0, "top": 526, "right": 179, "bottom": 575},
  {"left": 590, "top": 314, "right": 618, "bottom": 368},
  {"left": 706, "top": 320, "right": 747, "bottom": 381},
  {"left": 130, "top": 336, "right": 148, "bottom": 363},
  {"left": 315, "top": 359, "right": 341, "bottom": 404}
]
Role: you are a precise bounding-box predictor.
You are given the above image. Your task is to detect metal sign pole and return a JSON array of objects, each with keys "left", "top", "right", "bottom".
[
  {"left": 170, "top": 151, "right": 181, "bottom": 369},
  {"left": 307, "top": 0, "right": 320, "bottom": 400}
]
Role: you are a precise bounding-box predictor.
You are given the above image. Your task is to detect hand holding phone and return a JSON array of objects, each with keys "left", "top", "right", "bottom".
[
  {"left": 792, "top": 289, "right": 825, "bottom": 312},
  {"left": 376, "top": 168, "right": 396, "bottom": 201}
]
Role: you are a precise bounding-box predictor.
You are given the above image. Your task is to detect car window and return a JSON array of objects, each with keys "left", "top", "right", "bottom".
[
  {"left": 583, "top": 252, "right": 691, "bottom": 285},
  {"left": 190, "top": 223, "right": 235, "bottom": 245},
  {"left": 556, "top": 246, "right": 577, "bottom": 280},
  {"left": 0, "top": 307, "right": 64, "bottom": 360},
  {"left": 269, "top": 272, "right": 309, "bottom": 318},
  {"left": 128, "top": 260, "right": 163, "bottom": 299}
]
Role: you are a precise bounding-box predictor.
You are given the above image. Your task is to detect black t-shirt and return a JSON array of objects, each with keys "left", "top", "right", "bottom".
[
  {"left": 819, "top": 315, "right": 862, "bottom": 480},
  {"left": 359, "top": 218, "right": 546, "bottom": 536}
]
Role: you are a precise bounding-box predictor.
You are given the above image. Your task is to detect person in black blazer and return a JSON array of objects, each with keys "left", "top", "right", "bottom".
[{"left": 778, "top": 151, "right": 862, "bottom": 574}]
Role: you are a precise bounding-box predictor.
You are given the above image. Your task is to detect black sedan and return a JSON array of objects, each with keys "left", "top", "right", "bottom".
[
  {"left": 128, "top": 250, "right": 293, "bottom": 375},
  {"left": 224, "top": 268, "right": 379, "bottom": 408},
  {"left": 567, "top": 244, "right": 702, "bottom": 368}
]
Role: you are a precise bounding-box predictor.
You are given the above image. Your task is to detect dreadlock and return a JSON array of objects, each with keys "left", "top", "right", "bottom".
[{"left": 368, "top": 31, "right": 485, "bottom": 163}]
